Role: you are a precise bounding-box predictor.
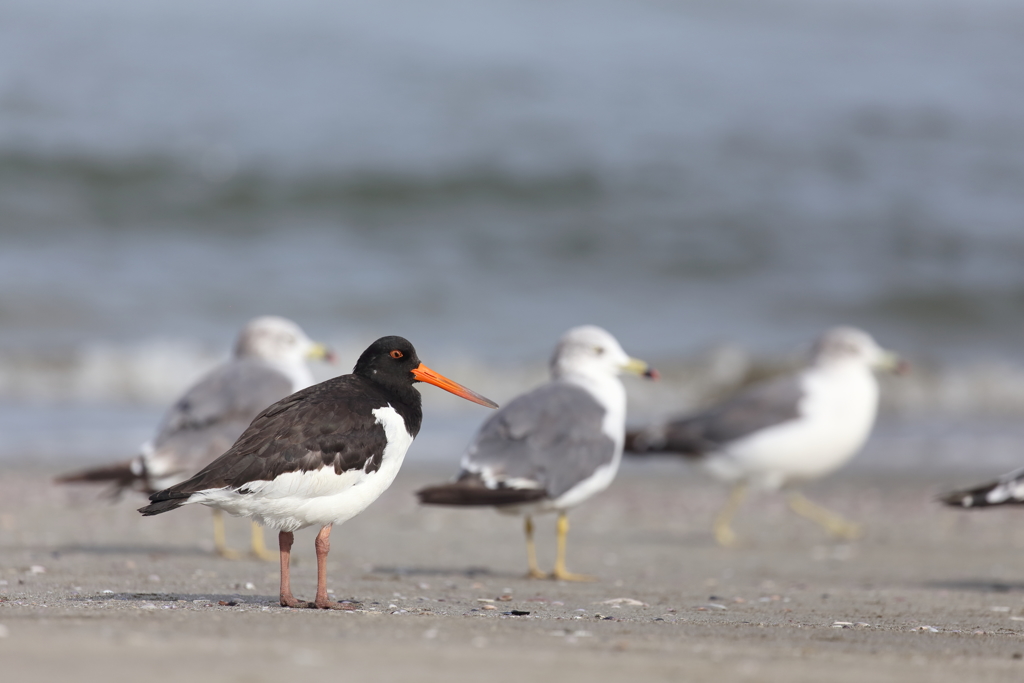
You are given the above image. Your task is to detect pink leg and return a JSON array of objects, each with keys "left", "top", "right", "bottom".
[
  {"left": 279, "top": 531, "right": 304, "bottom": 608},
  {"left": 313, "top": 525, "right": 335, "bottom": 609},
  {"left": 312, "top": 525, "right": 355, "bottom": 610}
]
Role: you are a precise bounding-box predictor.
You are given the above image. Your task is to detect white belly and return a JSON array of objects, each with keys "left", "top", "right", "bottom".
[
  {"left": 705, "top": 367, "right": 879, "bottom": 490},
  {"left": 186, "top": 406, "right": 414, "bottom": 532},
  {"left": 551, "top": 452, "right": 622, "bottom": 509},
  {"left": 496, "top": 453, "right": 623, "bottom": 518}
]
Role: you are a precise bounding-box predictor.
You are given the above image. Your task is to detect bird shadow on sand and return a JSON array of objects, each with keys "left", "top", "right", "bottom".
[
  {"left": 626, "top": 530, "right": 722, "bottom": 548},
  {"left": 8, "top": 543, "right": 214, "bottom": 558},
  {"left": 921, "top": 579, "right": 1024, "bottom": 594},
  {"left": 69, "top": 592, "right": 377, "bottom": 609},
  {"left": 68, "top": 592, "right": 277, "bottom": 605},
  {"left": 368, "top": 565, "right": 523, "bottom": 580}
]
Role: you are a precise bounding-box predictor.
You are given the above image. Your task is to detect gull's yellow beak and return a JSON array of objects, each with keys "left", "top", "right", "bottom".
[
  {"left": 877, "top": 349, "right": 909, "bottom": 375},
  {"left": 306, "top": 342, "right": 337, "bottom": 364},
  {"left": 623, "top": 357, "right": 659, "bottom": 380}
]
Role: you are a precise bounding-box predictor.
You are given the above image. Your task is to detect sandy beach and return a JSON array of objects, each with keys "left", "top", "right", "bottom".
[
  {"left": 4, "top": 2, "right": 1024, "bottom": 682},
  {"left": 3, "top": 460, "right": 1024, "bottom": 683}
]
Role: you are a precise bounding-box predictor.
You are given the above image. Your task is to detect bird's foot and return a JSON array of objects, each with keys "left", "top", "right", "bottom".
[
  {"left": 248, "top": 524, "right": 278, "bottom": 562},
  {"left": 249, "top": 547, "right": 278, "bottom": 562},
  {"left": 280, "top": 595, "right": 311, "bottom": 608},
  {"left": 312, "top": 598, "right": 358, "bottom": 610},
  {"left": 550, "top": 567, "right": 597, "bottom": 582},
  {"left": 786, "top": 493, "right": 864, "bottom": 541},
  {"left": 525, "top": 568, "right": 549, "bottom": 580},
  {"left": 826, "top": 520, "right": 863, "bottom": 541},
  {"left": 216, "top": 546, "right": 245, "bottom": 561},
  {"left": 713, "top": 525, "right": 739, "bottom": 548}
]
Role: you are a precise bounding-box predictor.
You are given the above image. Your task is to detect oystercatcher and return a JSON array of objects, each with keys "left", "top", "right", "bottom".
[
  {"left": 139, "top": 335, "right": 496, "bottom": 609},
  {"left": 417, "top": 325, "right": 656, "bottom": 581},
  {"left": 626, "top": 326, "right": 905, "bottom": 546},
  {"left": 57, "top": 316, "right": 333, "bottom": 559}
]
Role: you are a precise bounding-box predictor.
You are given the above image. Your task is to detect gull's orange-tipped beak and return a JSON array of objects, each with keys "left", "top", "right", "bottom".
[{"left": 411, "top": 363, "right": 498, "bottom": 409}]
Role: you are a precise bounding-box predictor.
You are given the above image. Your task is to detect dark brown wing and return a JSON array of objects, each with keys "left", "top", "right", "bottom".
[{"left": 141, "top": 375, "right": 415, "bottom": 512}]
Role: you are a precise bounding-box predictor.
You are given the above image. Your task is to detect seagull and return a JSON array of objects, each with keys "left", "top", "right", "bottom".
[
  {"left": 57, "top": 316, "right": 334, "bottom": 559},
  {"left": 139, "top": 336, "right": 497, "bottom": 609},
  {"left": 417, "top": 325, "right": 656, "bottom": 581},
  {"left": 940, "top": 467, "right": 1024, "bottom": 509},
  {"left": 626, "top": 326, "right": 905, "bottom": 546}
]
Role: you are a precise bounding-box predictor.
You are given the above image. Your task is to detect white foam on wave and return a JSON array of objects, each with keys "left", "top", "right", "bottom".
[
  {"left": 7, "top": 339, "right": 1024, "bottom": 417},
  {"left": 6, "top": 339, "right": 1024, "bottom": 470}
]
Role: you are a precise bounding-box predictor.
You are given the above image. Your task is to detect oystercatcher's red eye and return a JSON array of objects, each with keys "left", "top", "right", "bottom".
[{"left": 390, "top": 350, "right": 404, "bottom": 359}]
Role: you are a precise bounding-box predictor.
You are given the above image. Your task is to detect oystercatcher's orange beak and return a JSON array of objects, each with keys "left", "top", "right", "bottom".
[{"left": 412, "top": 363, "right": 499, "bottom": 409}]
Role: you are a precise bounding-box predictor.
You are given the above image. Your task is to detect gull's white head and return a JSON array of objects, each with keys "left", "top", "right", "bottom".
[
  {"left": 233, "top": 316, "right": 333, "bottom": 365},
  {"left": 810, "top": 326, "right": 905, "bottom": 374},
  {"left": 549, "top": 325, "right": 656, "bottom": 381}
]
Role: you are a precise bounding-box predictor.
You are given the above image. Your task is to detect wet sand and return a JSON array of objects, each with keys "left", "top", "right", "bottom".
[{"left": 3, "top": 460, "right": 1024, "bottom": 682}]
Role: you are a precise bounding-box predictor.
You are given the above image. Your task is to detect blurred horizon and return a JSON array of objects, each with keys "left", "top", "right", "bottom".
[{"left": 2, "top": 0, "right": 1024, "bottom": 464}]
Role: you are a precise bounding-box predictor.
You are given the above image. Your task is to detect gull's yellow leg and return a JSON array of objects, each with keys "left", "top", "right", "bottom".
[
  {"left": 786, "top": 491, "right": 863, "bottom": 540},
  {"left": 212, "top": 509, "right": 242, "bottom": 559},
  {"left": 551, "top": 512, "right": 596, "bottom": 582},
  {"left": 713, "top": 483, "right": 747, "bottom": 547},
  {"left": 524, "top": 516, "right": 547, "bottom": 579},
  {"left": 249, "top": 522, "right": 278, "bottom": 561}
]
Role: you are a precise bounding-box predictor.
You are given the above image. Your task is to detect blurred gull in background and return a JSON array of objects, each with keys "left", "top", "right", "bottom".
[
  {"left": 626, "top": 327, "right": 905, "bottom": 546},
  {"left": 418, "top": 325, "right": 657, "bottom": 580},
  {"left": 57, "top": 316, "right": 334, "bottom": 559}
]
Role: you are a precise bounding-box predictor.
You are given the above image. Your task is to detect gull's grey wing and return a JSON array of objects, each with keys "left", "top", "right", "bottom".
[
  {"left": 628, "top": 374, "right": 805, "bottom": 456},
  {"left": 459, "top": 381, "right": 615, "bottom": 500},
  {"left": 146, "top": 357, "right": 295, "bottom": 478}
]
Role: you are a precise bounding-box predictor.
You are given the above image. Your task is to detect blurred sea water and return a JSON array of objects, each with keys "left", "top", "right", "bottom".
[{"left": 2, "top": 0, "right": 1024, "bottom": 466}]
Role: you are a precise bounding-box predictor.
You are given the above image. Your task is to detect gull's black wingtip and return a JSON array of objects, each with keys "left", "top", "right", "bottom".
[
  {"left": 417, "top": 482, "right": 547, "bottom": 507},
  {"left": 937, "top": 489, "right": 973, "bottom": 508}
]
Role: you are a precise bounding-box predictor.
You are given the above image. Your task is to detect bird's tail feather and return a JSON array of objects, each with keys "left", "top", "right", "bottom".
[
  {"left": 625, "top": 424, "right": 706, "bottom": 459},
  {"left": 417, "top": 476, "right": 546, "bottom": 507},
  {"left": 138, "top": 497, "right": 188, "bottom": 516},
  {"left": 55, "top": 460, "right": 143, "bottom": 499},
  {"left": 624, "top": 428, "right": 665, "bottom": 454},
  {"left": 56, "top": 460, "right": 136, "bottom": 485}
]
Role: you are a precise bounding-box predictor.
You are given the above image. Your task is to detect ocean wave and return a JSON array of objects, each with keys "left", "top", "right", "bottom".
[{"left": 0, "top": 150, "right": 604, "bottom": 230}]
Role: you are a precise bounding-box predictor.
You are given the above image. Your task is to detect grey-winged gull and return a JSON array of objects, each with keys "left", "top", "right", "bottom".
[
  {"left": 417, "top": 325, "right": 657, "bottom": 581},
  {"left": 57, "top": 315, "right": 334, "bottom": 559},
  {"left": 139, "top": 336, "right": 497, "bottom": 609},
  {"left": 941, "top": 467, "right": 1024, "bottom": 509},
  {"left": 626, "top": 326, "right": 905, "bottom": 546}
]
